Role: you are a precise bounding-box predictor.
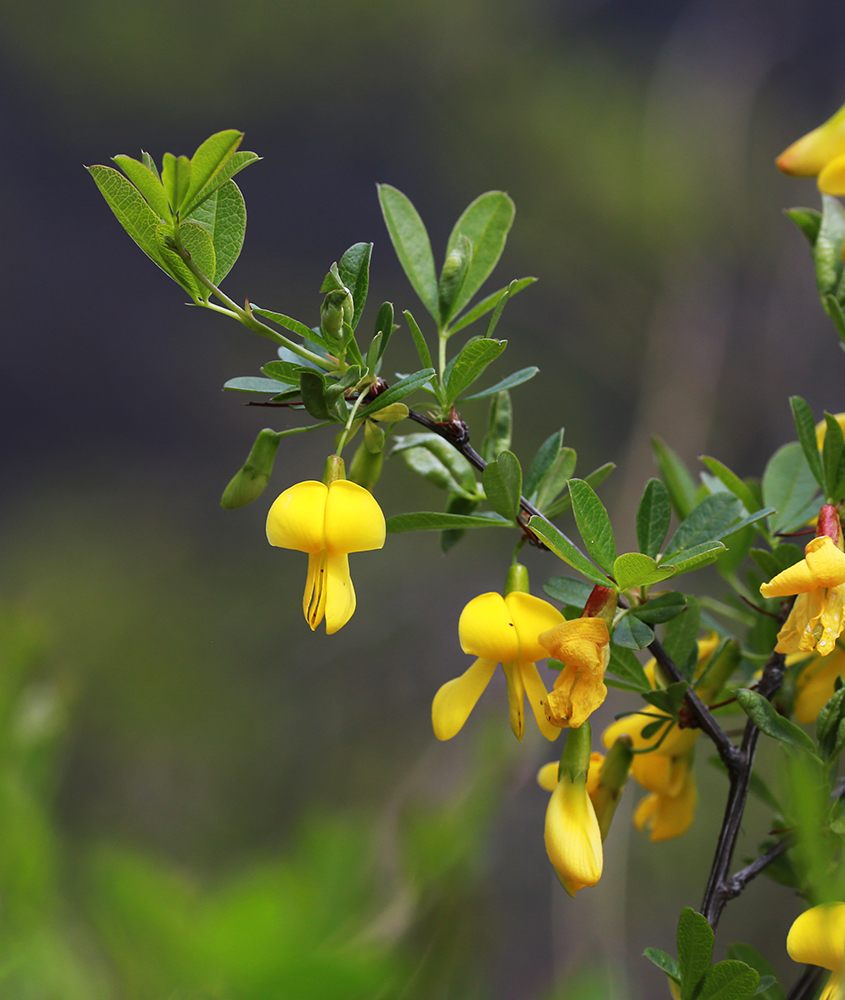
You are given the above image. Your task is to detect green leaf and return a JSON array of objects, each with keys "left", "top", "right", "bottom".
[
  {"left": 735, "top": 689, "right": 816, "bottom": 753},
  {"left": 542, "top": 462, "right": 614, "bottom": 518},
  {"left": 725, "top": 943, "right": 785, "bottom": 1000},
  {"left": 631, "top": 592, "right": 688, "bottom": 624},
  {"left": 87, "top": 164, "right": 171, "bottom": 271},
  {"left": 378, "top": 184, "right": 438, "bottom": 320},
  {"left": 298, "top": 370, "right": 333, "bottom": 421},
  {"left": 182, "top": 149, "right": 260, "bottom": 219},
  {"left": 762, "top": 442, "right": 820, "bottom": 535},
  {"left": 527, "top": 516, "right": 611, "bottom": 586},
  {"left": 543, "top": 576, "right": 593, "bottom": 608},
  {"left": 438, "top": 233, "right": 472, "bottom": 326},
  {"left": 112, "top": 154, "right": 172, "bottom": 221},
  {"left": 182, "top": 129, "right": 243, "bottom": 217},
  {"left": 677, "top": 907, "right": 714, "bottom": 1000},
  {"left": 372, "top": 302, "right": 395, "bottom": 362},
  {"left": 338, "top": 242, "right": 373, "bottom": 330},
  {"left": 659, "top": 540, "right": 726, "bottom": 577},
  {"left": 637, "top": 478, "right": 672, "bottom": 560},
  {"left": 643, "top": 947, "right": 680, "bottom": 984},
  {"left": 483, "top": 277, "right": 516, "bottom": 339},
  {"left": 642, "top": 681, "right": 689, "bottom": 718},
  {"left": 482, "top": 451, "right": 522, "bottom": 521},
  {"left": 612, "top": 614, "right": 655, "bottom": 650},
  {"left": 260, "top": 361, "right": 305, "bottom": 384},
  {"left": 537, "top": 448, "right": 577, "bottom": 512},
  {"left": 440, "top": 494, "right": 478, "bottom": 552},
  {"left": 822, "top": 294, "right": 845, "bottom": 345},
  {"left": 357, "top": 369, "right": 436, "bottom": 418},
  {"left": 403, "top": 309, "right": 434, "bottom": 372},
  {"left": 525, "top": 430, "right": 565, "bottom": 498},
  {"left": 785, "top": 207, "right": 822, "bottom": 247},
  {"left": 816, "top": 686, "right": 845, "bottom": 762},
  {"left": 386, "top": 511, "right": 510, "bottom": 533},
  {"left": 392, "top": 432, "right": 477, "bottom": 497},
  {"left": 791, "top": 396, "right": 825, "bottom": 491},
  {"left": 481, "top": 390, "right": 513, "bottom": 462},
  {"left": 664, "top": 494, "right": 742, "bottom": 558},
  {"left": 612, "top": 552, "right": 675, "bottom": 591},
  {"left": 814, "top": 194, "right": 845, "bottom": 298},
  {"left": 461, "top": 366, "right": 539, "bottom": 401},
  {"left": 251, "top": 306, "right": 329, "bottom": 350},
  {"left": 161, "top": 152, "right": 192, "bottom": 215},
  {"left": 448, "top": 277, "right": 535, "bottom": 336},
  {"left": 185, "top": 179, "right": 246, "bottom": 284},
  {"left": 653, "top": 437, "right": 698, "bottom": 520},
  {"left": 663, "top": 597, "right": 700, "bottom": 680},
  {"left": 445, "top": 338, "right": 507, "bottom": 404},
  {"left": 608, "top": 645, "right": 651, "bottom": 690},
  {"left": 223, "top": 376, "right": 294, "bottom": 393},
  {"left": 823, "top": 411, "right": 845, "bottom": 501},
  {"left": 696, "top": 961, "right": 760, "bottom": 1000},
  {"left": 445, "top": 191, "right": 515, "bottom": 318},
  {"left": 700, "top": 457, "right": 760, "bottom": 514},
  {"left": 569, "top": 479, "right": 617, "bottom": 574},
  {"left": 154, "top": 222, "right": 214, "bottom": 299}
]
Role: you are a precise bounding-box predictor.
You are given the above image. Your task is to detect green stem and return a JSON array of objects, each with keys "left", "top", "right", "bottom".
[
  {"left": 438, "top": 328, "right": 447, "bottom": 397},
  {"left": 276, "top": 421, "right": 334, "bottom": 438},
  {"left": 172, "top": 233, "right": 333, "bottom": 370},
  {"left": 334, "top": 391, "right": 368, "bottom": 458}
]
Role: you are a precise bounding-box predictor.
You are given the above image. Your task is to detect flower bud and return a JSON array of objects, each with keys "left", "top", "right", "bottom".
[
  {"left": 321, "top": 288, "right": 354, "bottom": 344},
  {"left": 220, "top": 429, "right": 282, "bottom": 509},
  {"left": 323, "top": 453, "right": 346, "bottom": 485},
  {"left": 817, "top": 504, "right": 844, "bottom": 550},
  {"left": 582, "top": 584, "right": 618, "bottom": 626},
  {"left": 589, "top": 735, "right": 633, "bottom": 841},
  {"left": 504, "top": 562, "right": 530, "bottom": 597},
  {"left": 348, "top": 442, "right": 384, "bottom": 491}
]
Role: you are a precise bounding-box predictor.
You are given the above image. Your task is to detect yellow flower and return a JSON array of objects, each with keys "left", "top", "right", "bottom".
[
  {"left": 760, "top": 534, "right": 845, "bottom": 657},
  {"left": 787, "top": 903, "right": 845, "bottom": 1000},
  {"left": 537, "top": 752, "right": 604, "bottom": 794},
  {"left": 632, "top": 759, "right": 697, "bottom": 843},
  {"left": 266, "top": 478, "right": 385, "bottom": 634},
  {"left": 432, "top": 591, "right": 564, "bottom": 741},
  {"left": 792, "top": 647, "right": 845, "bottom": 724},
  {"left": 538, "top": 617, "right": 611, "bottom": 729},
  {"left": 777, "top": 101, "right": 845, "bottom": 194},
  {"left": 544, "top": 767, "right": 603, "bottom": 897}
]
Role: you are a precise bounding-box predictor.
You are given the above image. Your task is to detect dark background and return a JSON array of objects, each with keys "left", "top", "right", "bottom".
[{"left": 1, "top": 0, "right": 843, "bottom": 996}]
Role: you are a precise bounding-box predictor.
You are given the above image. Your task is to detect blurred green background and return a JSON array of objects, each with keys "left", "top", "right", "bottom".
[{"left": 2, "top": 0, "right": 845, "bottom": 995}]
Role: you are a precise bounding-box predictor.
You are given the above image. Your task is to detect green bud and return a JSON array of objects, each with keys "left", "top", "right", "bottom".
[
  {"left": 695, "top": 637, "right": 741, "bottom": 704},
  {"left": 591, "top": 735, "right": 633, "bottom": 841},
  {"left": 504, "top": 562, "right": 530, "bottom": 596},
  {"left": 364, "top": 419, "right": 385, "bottom": 454},
  {"left": 348, "top": 442, "right": 383, "bottom": 491},
  {"left": 438, "top": 233, "right": 472, "bottom": 325},
  {"left": 558, "top": 722, "right": 593, "bottom": 784},
  {"left": 321, "top": 288, "right": 354, "bottom": 343},
  {"left": 323, "top": 454, "right": 346, "bottom": 485},
  {"left": 220, "top": 429, "right": 282, "bottom": 509}
]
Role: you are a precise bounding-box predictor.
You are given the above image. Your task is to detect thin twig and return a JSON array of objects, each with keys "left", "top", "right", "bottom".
[
  {"left": 786, "top": 964, "right": 826, "bottom": 1000},
  {"left": 721, "top": 837, "right": 792, "bottom": 902}
]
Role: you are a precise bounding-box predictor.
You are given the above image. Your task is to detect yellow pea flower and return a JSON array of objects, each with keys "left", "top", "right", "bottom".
[
  {"left": 432, "top": 589, "right": 564, "bottom": 742},
  {"left": 265, "top": 477, "right": 385, "bottom": 634},
  {"left": 793, "top": 647, "right": 845, "bottom": 724},
  {"left": 777, "top": 101, "right": 845, "bottom": 195},
  {"left": 787, "top": 903, "right": 845, "bottom": 1000},
  {"left": 632, "top": 759, "right": 698, "bottom": 843},
  {"left": 760, "top": 507, "right": 845, "bottom": 657},
  {"left": 538, "top": 617, "right": 611, "bottom": 729},
  {"left": 537, "top": 752, "right": 604, "bottom": 794}
]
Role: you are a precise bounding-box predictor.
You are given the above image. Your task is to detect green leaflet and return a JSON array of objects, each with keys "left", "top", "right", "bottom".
[{"left": 377, "top": 185, "right": 438, "bottom": 320}]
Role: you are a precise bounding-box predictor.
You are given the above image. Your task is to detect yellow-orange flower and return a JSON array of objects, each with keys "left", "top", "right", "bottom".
[
  {"left": 432, "top": 591, "right": 564, "bottom": 741},
  {"left": 544, "top": 766, "right": 603, "bottom": 897},
  {"left": 777, "top": 101, "right": 845, "bottom": 194},
  {"left": 266, "top": 479, "right": 385, "bottom": 634},
  {"left": 760, "top": 535, "right": 845, "bottom": 656},
  {"left": 538, "top": 618, "right": 611, "bottom": 729},
  {"left": 787, "top": 903, "right": 845, "bottom": 1000},
  {"left": 791, "top": 647, "right": 845, "bottom": 724}
]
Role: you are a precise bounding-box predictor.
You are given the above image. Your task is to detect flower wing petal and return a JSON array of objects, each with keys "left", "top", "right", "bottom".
[
  {"left": 505, "top": 592, "right": 565, "bottom": 662},
  {"left": 432, "top": 658, "right": 497, "bottom": 740},
  {"left": 324, "top": 552, "right": 356, "bottom": 634},
  {"left": 324, "top": 480, "right": 386, "bottom": 554},
  {"left": 266, "top": 481, "right": 327, "bottom": 553},
  {"left": 787, "top": 903, "right": 845, "bottom": 972},
  {"left": 520, "top": 660, "right": 561, "bottom": 741},
  {"left": 458, "top": 592, "right": 519, "bottom": 661}
]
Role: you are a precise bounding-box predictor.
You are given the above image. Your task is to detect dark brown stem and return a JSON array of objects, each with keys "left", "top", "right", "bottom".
[
  {"left": 721, "top": 836, "right": 791, "bottom": 903},
  {"left": 786, "top": 964, "right": 825, "bottom": 1000}
]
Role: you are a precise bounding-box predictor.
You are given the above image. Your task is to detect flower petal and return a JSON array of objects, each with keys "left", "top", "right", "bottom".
[
  {"left": 520, "top": 660, "right": 562, "bottom": 741},
  {"left": 432, "top": 658, "right": 497, "bottom": 740},
  {"left": 324, "top": 551, "right": 356, "bottom": 634},
  {"left": 266, "top": 481, "right": 327, "bottom": 553},
  {"left": 458, "top": 592, "right": 520, "bottom": 662},
  {"left": 636, "top": 770, "right": 697, "bottom": 842},
  {"left": 303, "top": 551, "right": 327, "bottom": 630},
  {"left": 819, "top": 154, "right": 845, "bottom": 196},
  {"left": 795, "top": 649, "right": 845, "bottom": 724},
  {"left": 776, "top": 102, "right": 845, "bottom": 177},
  {"left": 545, "top": 662, "right": 607, "bottom": 729},
  {"left": 544, "top": 775, "right": 603, "bottom": 896},
  {"left": 324, "top": 480, "right": 386, "bottom": 554},
  {"left": 760, "top": 557, "right": 820, "bottom": 598},
  {"left": 502, "top": 661, "right": 526, "bottom": 741},
  {"left": 539, "top": 617, "right": 609, "bottom": 673},
  {"left": 806, "top": 536, "right": 845, "bottom": 588},
  {"left": 787, "top": 903, "right": 845, "bottom": 972},
  {"left": 537, "top": 761, "right": 559, "bottom": 791},
  {"left": 505, "top": 591, "right": 565, "bottom": 662}
]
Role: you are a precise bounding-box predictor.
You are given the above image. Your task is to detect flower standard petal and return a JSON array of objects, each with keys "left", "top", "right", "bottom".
[
  {"left": 432, "top": 658, "right": 498, "bottom": 740},
  {"left": 505, "top": 591, "right": 565, "bottom": 662},
  {"left": 787, "top": 903, "right": 845, "bottom": 973},
  {"left": 760, "top": 558, "right": 823, "bottom": 598},
  {"left": 323, "top": 479, "right": 386, "bottom": 554},
  {"left": 806, "top": 537, "right": 845, "bottom": 588},
  {"left": 544, "top": 774, "right": 603, "bottom": 897},
  {"left": 266, "top": 481, "right": 328, "bottom": 552},
  {"left": 459, "top": 592, "right": 520, "bottom": 662},
  {"left": 324, "top": 552, "right": 356, "bottom": 634}
]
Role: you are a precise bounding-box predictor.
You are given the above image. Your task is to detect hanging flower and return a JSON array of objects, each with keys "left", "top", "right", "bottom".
[
  {"left": 760, "top": 507, "right": 845, "bottom": 657},
  {"left": 777, "top": 101, "right": 845, "bottom": 194},
  {"left": 787, "top": 903, "right": 845, "bottom": 1000},
  {"left": 792, "top": 647, "right": 845, "bottom": 724},
  {"left": 432, "top": 589, "right": 564, "bottom": 741},
  {"left": 266, "top": 477, "right": 385, "bottom": 634},
  {"left": 538, "top": 617, "right": 611, "bottom": 729}
]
